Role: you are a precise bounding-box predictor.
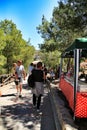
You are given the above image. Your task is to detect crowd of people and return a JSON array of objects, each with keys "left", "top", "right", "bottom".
[{"left": 12, "top": 60, "right": 60, "bottom": 111}]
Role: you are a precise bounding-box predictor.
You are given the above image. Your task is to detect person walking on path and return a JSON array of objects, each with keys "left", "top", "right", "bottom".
[
  {"left": 32, "top": 62, "right": 45, "bottom": 111},
  {"left": 28, "top": 63, "right": 34, "bottom": 75},
  {"left": 15, "top": 60, "right": 26, "bottom": 97}
]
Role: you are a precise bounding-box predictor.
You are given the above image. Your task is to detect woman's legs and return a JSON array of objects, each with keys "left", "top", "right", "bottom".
[
  {"left": 33, "top": 94, "right": 36, "bottom": 106},
  {"left": 37, "top": 94, "right": 42, "bottom": 109}
]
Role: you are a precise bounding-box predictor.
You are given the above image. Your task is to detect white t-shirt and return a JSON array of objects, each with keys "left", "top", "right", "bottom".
[{"left": 16, "top": 65, "right": 24, "bottom": 78}]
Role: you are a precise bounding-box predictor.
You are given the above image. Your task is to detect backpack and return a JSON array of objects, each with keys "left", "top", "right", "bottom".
[{"left": 27, "top": 74, "right": 35, "bottom": 88}]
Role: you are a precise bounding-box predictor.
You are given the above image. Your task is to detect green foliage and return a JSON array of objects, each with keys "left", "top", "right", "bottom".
[
  {"left": 53, "top": 0, "right": 87, "bottom": 49},
  {"left": 37, "top": 0, "right": 87, "bottom": 52},
  {"left": 0, "top": 19, "right": 35, "bottom": 74},
  {"left": 39, "top": 50, "right": 61, "bottom": 68},
  {"left": 36, "top": 0, "right": 87, "bottom": 68},
  {"left": 0, "top": 55, "right": 7, "bottom": 74}
]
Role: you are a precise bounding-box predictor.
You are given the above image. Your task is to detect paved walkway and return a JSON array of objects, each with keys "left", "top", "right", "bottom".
[
  {"left": 0, "top": 81, "right": 56, "bottom": 130},
  {"left": 41, "top": 93, "right": 56, "bottom": 130},
  {"left": 1, "top": 79, "right": 86, "bottom": 130}
]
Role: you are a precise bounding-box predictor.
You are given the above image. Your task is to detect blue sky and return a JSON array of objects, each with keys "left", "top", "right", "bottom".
[{"left": 0, "top": 0, "right": 58, "bottom": 49}]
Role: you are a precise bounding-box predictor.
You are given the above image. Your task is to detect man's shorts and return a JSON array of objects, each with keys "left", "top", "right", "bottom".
[{"left": 14, "top": 77, "right": 21, "bottom": 85}]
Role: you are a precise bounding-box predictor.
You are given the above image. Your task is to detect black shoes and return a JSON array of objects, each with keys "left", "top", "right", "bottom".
[{"left": 19, "top": 95, "right": 22, "bottom": 98}]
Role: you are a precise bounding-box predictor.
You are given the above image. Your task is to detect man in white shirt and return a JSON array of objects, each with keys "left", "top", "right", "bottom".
[{"left": 15, "top": 60, "right": 26, "bottom": 97}]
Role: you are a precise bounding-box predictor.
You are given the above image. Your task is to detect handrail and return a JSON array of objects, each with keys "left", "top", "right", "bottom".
[{"left": 0, "top": 73, "right": 13, "bottom": 86}]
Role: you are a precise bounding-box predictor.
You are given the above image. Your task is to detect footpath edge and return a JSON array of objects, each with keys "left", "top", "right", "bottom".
[{"left": 48, "top": 80, "right": 78, "bottom": 130}]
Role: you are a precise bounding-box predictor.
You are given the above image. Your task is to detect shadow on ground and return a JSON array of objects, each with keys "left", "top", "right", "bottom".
[{"left": 0, "top": 83, "right": 50, "bottom": 130}]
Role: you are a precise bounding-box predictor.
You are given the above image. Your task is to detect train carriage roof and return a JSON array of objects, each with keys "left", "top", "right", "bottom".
[{"left": 62, "top": 38, "right": 87, "bottom": 58}]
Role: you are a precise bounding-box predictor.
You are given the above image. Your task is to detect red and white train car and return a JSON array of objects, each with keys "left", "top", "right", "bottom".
[{"left": 59, "top": 38, "right": 87, "bottom": 118}]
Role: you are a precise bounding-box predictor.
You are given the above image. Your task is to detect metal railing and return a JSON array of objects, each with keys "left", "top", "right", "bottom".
[{"left": 0, "top": 74, "right": 14, "bottom": 87}]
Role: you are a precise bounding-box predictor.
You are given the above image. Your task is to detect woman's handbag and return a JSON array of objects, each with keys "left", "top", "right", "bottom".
[{"left": 27, "top": 74, "right": 35, "bottom": 88}]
